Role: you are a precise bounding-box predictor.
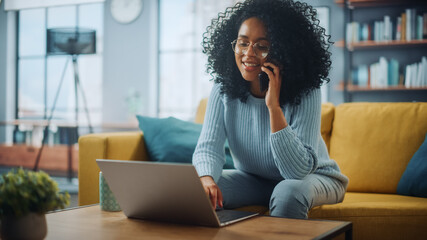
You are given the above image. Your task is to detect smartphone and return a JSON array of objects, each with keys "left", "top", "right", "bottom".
[{"left": 258, "top": 66, "right": 273, "bottom": 92}]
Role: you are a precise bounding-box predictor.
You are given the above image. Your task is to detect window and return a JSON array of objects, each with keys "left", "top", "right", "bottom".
[
  {"left": 17, "top": 3, "right": 104, "bottom": 127},
  {"left": 158, "top": 0, "right": 238, "bottom": 121}
]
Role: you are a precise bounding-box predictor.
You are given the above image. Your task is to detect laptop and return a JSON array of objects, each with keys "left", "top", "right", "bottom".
[{"left": 96, "top": 159, "right": 259, "bottom": 227}]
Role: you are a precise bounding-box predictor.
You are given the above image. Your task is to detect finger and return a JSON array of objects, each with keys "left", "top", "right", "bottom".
[
  {"left": 203, "top": 186, "right": 210, "bottom": 197},
  {"left": 263, "top": 62, "right": 280, "bottom": 76},
  {"left": 261, "top": 66, "right": 276, "bottom": 82},
  {"left": 261, "top": 65, "right": 274, "bottom": 75},
  {"left": 217, "top": 188, "right": 223, "bottom": 208},
  {"left": 209, "top": 188, "right": 217, "bottom": 209}
]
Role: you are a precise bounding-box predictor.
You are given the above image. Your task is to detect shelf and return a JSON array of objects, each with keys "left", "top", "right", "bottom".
[
  {"left": 337, "top": 0, "right": 427, "bottom": 102},
  {"left": 335, "top": 40, "right": 346, "bottom": 48},
  {"left": 0, "top": 119, "right": 139, "bottom": 130},
  {"left": 335, "top": 0, "right": 427, "bottom": 8},
  {"left": 336, "top": 82, "right": 427, "bottom": 92},
  {"left": 335, "top": 39, "right": 427, "bottom": 51}
]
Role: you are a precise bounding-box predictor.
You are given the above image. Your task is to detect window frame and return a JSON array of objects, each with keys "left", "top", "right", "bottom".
[{"left": 15, "top": 3, "right": 104, "bottom": 121}]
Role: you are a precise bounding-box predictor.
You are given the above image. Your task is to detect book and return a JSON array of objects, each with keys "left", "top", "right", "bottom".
[
  {"left": 417, "top": 15, "right": 423, "bottom": 40},
  {"left": 402, "top": 12, "right": 407, "bottom": 41},
  {"left": 416, "top": 62, "right": 423, "bottom": 87},
  {"left": 362, "top": 24, "right": 369, "bottom": 41},
  {"left": 368, "top": 66, "right": 371, "bottom": 86},
  {"left": 370, "top": 62, "right": 378, "bottom": 87},
  {"left": 345, "top": 11, "right": 425, "bottom": 43},
  {"left": 424, "top": 13, "right": 427, "bottom": 39},
  {"left": 389, "top": 59, "right": 399, "bottom": 86},
  {"left": 368, "top": 24, "right": 372, "bottom": 41},
  {"left": 353, "top": 22, "right": 360, "bottom": 43},
  {"left": 406, "top": 9, "right": 411, "bottom": 41},
  {"left": 405, "top": 64, "right": 411, "bottom": 87},
  {"left": 413, "top": 64, "right": 418, "bottom": 87},
  {"left": 411, "top": 9, "right": 416, "bottom": 41},
  {"left": 346, "top": 22, "right": 352, "bottom": 44},
  {"left": 358, "top": 57, "right": 427, "bottom": 88},
  {"left": 374, "top": 21, "right": 379, "bottom": 41},
  {"left": 422, "top": 57, "right": 427, "bottom": 86},
  {"left": 379, "top": 57, "right": 388, "bottom": 87},
  {"left": 358, "top": 65, "right": 369, "bottom": 87},
  {"left": 396, "top": 17, "right": 402, "bottom": 41},
  {"left": 351, "top": 69, "right": 357, "bottom": 85},
  {"left": 384, "top": 15, "right": 391, "bottom": 41},
  {"left": 375, "top": 21, "right": 385, "bottom": 42}
]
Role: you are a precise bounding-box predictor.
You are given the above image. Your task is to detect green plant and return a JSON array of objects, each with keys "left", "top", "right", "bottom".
[{"left": 0, "top": 168, "right": 70, "bottom": 217}]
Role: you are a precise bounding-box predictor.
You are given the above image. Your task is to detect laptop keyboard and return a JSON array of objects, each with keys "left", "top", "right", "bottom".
[{"left": 216, "top": 210, "right": 256, "bottom": 224}]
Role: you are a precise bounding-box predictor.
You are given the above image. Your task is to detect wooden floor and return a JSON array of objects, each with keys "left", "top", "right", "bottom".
[{"left": 0, "top": 144, "right": 78, "bottom": 176}]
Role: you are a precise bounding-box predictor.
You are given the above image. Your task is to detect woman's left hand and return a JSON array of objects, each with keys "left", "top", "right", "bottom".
[{"left": 261, "top": 62, "right": 282, "bottom": 110}]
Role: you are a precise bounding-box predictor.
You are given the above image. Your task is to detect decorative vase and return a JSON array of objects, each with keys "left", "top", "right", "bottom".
[
  {"left": 99, "top": 171, "right": 121, "bottom": 211},
  {"left": 0, "top": 213, "right": 47, "bottom": 240}
]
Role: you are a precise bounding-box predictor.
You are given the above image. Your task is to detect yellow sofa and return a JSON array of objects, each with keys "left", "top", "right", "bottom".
[{"left": 78, "top": 101, "right": 427, "bottom": 240}]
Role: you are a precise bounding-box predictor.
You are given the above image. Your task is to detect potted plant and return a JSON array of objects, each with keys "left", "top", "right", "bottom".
[{"left": 0, "top": 168, "right": 70, "bottom": 240}]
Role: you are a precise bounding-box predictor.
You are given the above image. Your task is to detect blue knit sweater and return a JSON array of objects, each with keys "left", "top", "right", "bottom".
[{"left": 192, "top": 84, "right": 348, "bottom": 185}]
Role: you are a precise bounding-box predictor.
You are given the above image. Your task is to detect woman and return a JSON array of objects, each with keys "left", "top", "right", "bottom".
[{"left": 192, "top": 0, "right": 348, "bottom": 219}]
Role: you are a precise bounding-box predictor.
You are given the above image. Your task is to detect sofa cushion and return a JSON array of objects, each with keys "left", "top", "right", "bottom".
[
  {"left": 397, "top": 132, "right": 427, "bottom": 198},
  {"left": 320, "top": 102, "right": 334, "bottom": 151},
  {"left": 195, "top": 98, "right": 208, "bottom": 124},
  {"left": 308, "top": 192, "right": 427, "bottom": 240},
  {"left": 136, "top": 116, "right": 234, "bottom": 169},
  {"left": 329, "top": 103, "right": 427, "bottom": 193},
  {"left": 78, "top": 131, "right": 147, "bottom": 206}
]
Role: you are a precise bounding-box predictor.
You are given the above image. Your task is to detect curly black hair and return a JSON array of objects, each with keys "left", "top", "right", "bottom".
[{"left": 202, "top": 0, "right": 332, "bottom": 106}]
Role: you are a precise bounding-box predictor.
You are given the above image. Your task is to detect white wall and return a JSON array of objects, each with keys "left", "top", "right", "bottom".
[
  {"left": 303, "top": 0, "right": 345, "bottom": 105},
  {"left": 0, "top": 3, "right": 6, "bottom": 143},
  {"left": 0, "top": 2, "right": 16, "bottom": 144},
  {"left": 102, "top": 0, "right": 158, "bottom": 124}
]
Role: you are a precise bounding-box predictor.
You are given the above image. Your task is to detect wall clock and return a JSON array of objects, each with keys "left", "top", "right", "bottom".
[{"left": 110, "top": 0, "right": 143, "bottom": 24}]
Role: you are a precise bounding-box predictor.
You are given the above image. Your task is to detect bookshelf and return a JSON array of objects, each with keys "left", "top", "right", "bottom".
[
  {"left": 336, "top": 82, "right": 427, "bottom": 91},
  {"left": 336, "top": 0, "right": 427, "bottom": 8},
  {"left": 337, "top": 0, "right": 427, "bottom": 102},
  {"left": 336, "top": 39, "right": 427, "bottom": 51}
]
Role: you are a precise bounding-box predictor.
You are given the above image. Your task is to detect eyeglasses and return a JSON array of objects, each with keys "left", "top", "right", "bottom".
[{"left": 231, "top": 39, "right": 270, "bottom": 59}]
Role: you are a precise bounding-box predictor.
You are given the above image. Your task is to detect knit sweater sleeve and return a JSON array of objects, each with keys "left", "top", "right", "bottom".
[
  {"left": 192, "top": 84, "right": 226, "bottom": 182},
  {"left": 270, "top": 88, "right": 321, "bottom": 180}
]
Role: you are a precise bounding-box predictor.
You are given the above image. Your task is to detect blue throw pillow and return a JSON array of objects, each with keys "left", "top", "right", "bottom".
[
  {"left": 136, "top": 115, "right": 234, "bottom": 169},
  {"left": 397, "top": 132, "right": 427, "bottom": 198}
]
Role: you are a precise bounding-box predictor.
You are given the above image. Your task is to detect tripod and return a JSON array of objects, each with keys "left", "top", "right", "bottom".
[{"left": 33, "top": 55, "right": 93, "bottom": 180}]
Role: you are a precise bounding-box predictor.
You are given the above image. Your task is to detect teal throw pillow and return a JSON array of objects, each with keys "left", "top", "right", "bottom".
[
  {"left": 397, "top": 132, "right": 427, "bottom": 198},
  {"left": 136, "top": 116, "right": 234, "bottom": 169}
]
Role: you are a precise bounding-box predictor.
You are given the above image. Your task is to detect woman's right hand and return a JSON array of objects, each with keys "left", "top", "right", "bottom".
[{"left": 200, "top": 176, "right": 223, "bottom": 209}]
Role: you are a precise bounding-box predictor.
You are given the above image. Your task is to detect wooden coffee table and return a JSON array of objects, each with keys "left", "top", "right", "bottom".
[{"left": 46, "top": 205, "right": 352, "bottom": 240}]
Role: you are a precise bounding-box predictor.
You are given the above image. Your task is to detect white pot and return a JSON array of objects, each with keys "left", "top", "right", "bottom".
[{"left": 0, "top": 213, "right": 47, "bottom": 240}]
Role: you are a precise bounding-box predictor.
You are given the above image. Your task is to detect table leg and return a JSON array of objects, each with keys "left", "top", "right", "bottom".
[
  {"left": 345, "top": 227, "right": 353, "bottom": 240},
  {"left": 67, "top": 127, "right": 73, "bottom": 182}
]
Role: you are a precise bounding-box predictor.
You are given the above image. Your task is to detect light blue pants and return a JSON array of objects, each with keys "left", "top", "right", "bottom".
[{"left": 217, "top": 169, "right": 346, "bottom": 219}]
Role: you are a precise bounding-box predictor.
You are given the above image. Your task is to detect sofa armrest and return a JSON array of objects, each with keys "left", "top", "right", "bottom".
[{"left": 78, "top": 131, "right": 148, "bottom": 206}]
